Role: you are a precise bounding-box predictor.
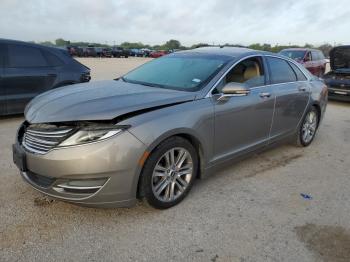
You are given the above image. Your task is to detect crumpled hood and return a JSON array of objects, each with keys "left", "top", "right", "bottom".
[
  {"left": 25, "top": 80, "right": 196, "bottom": 123},
  {"left": 330, "top": 46, "right": 350, "bottom": 71}
]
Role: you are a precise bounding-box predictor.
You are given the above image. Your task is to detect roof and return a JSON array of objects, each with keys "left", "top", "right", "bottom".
[
  {"left": 0, "top": 38, "right": 62, "bottom": 51},
  {"left": 280, "top": 47, "right": 321, "bottom": 52},
  {"left": 177, "top": 46, "right": 270, "bottom": 58}
]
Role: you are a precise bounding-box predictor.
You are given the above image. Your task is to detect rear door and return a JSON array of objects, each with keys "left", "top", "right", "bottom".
[
  {"left": 3, "top": 43, "right": 57, "bottom": 114},
  {"left": 266, "top": 56, "right": 310, "bottom": 140}
]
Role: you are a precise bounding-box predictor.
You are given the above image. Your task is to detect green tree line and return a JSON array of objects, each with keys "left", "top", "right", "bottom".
[{"left": 38, "top": 38, "right": 336, "bottom": 56}]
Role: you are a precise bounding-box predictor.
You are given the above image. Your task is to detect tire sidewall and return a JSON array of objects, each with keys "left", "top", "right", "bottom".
[{"left": 140, "top": 137, "right": 198, "bottom": 209}]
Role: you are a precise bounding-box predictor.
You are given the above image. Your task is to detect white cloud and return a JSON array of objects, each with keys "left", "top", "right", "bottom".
[{"left": 0, "top": 0, "right": 349, "bottom": 46}]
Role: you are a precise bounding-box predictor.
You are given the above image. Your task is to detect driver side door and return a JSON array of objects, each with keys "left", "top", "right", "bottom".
[{"left": 211, "top": 56, "right": 275, "bottom": 163}]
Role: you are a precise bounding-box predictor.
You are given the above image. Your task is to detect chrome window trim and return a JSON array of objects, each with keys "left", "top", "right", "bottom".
[{"left": 205, "top": 54, "right": 311, "bottom": 98}]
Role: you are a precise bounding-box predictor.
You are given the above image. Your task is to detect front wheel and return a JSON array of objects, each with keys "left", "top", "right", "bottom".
[
  {"left": 140, "top": 137, "right": 198, "bottom": 209},
  {"left": 295, "top": 106, "right": 319, "bottom": 147}
]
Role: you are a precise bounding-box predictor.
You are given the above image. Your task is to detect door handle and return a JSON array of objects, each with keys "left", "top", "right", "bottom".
[
  {"left": 298, "top": 86, "right": 306, "bottom": 92},
  {"left": 259, "top": 92, "right": 271, "bottom": 98}
]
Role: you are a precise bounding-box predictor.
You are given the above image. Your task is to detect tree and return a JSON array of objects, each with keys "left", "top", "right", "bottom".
[
  {"left": 39, "top": 41, "right": 54, "bottom": 46},
  {"left": 163, "top": 39, "right": 181, "bottom": 50},
  {"left": 120, "top": 42, "right": 145, "bottom": 49},
  {"left": 318, "top": 43, "right": 333, "bottom": 57},
  {"left": 55, "top": 38, "right": 69, "bottom": 46},
  {"left": 190, "top": 43, "right": 209, "bottom": 49}
]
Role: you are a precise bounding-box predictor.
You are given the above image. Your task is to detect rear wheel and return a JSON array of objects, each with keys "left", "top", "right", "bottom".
[
  {"left": 140, "top": 137, "right": 198, "bottom": 209},
  {"left": 295, "top": 106, "right": 319, "bottom": 147}
]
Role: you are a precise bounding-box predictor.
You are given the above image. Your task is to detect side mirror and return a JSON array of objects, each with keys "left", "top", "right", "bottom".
[{"left": 218, "top": 82, "right": 250, "bottom": 101}]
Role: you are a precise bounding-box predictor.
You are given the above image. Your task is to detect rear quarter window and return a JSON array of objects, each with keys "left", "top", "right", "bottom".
[
  {"left": 289, "top": 62, "right": 307, "bottom": 81},
  {"left": 8, "top": 44, "right": 48, "bottom": 67},
  {"left": 43, "top": 50, "right": 64, "bottom": 67},
  {"left": 267, "top": 57, "right": 297, "bottom": 84}
]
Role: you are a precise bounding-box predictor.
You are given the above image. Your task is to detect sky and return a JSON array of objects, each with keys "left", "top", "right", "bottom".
[{"left": 0, "top": 0, "right": 348, "bottom": 47}]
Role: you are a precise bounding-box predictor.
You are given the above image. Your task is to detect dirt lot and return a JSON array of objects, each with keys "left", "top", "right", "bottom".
[{"left": 0, "top": 58, "right": 349, "bottom": 262}]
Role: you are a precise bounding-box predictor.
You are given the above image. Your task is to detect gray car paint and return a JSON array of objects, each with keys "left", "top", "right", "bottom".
[
  {"left": 25, "top": 80, "right": 196, "bottom": 123},
  {"left": 15, "top": 47, "right": 328, "bottom": 207}
]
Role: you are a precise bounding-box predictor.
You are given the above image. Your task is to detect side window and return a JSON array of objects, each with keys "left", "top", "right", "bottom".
[
  {"left": 43, "top": 50, "right": 64, "bottom": 67},
  {"left": 289, "top": 62, "right": 307, "bottom": 81},
  {"left": 305, "top": 52, "right": 312, "bottom": 62},
  {"left": 0, "top": 44, "right": 5, "bottom": 68},
  {"left": 267, "top": 57, "right": 297, "bottom": 84},
  {"left": 318, "top": 51, "right": 325, "bottom": 60},
  {"left": 216, "top": 57, "right": 265, "bottom": 92},
  {"left": 311, "top": 51, "right": 319, "bottom": 61},
  {"left": 8, "top": 44, "right": 47, "bottom": 67}
]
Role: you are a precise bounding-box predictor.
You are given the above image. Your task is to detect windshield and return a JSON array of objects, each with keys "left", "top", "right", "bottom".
[
  {"left": 280, "top": 50, "right": 306, "bottom": 60},
  {"left": 122, "top": 54, "right": 229, "bottom": 91}
]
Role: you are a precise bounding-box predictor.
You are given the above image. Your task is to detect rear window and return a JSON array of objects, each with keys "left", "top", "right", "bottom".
[
  {"left": 280, "top": 50, "right": 306, "bottom": 60},
  {"left": 8, "top": 44, "right": 48, "bottom": 67},
  {"left": 267, "top": 57, "right": 296, "bottom": 84}
]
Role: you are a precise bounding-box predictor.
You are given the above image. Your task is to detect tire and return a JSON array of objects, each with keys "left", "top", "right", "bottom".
[
  {"left": 295, "top": 106, "right": 319, "bottom": 147},
  {"left": 140, "top": 136, "right": 198, "bottom": 209}
]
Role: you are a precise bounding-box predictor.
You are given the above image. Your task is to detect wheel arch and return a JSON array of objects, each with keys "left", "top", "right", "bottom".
[
  {"left": 311, "top": 102, "right": 322, "bottom": 127},
  {"left": 136, "top": 129, "right": 206, "bottom": 198}
]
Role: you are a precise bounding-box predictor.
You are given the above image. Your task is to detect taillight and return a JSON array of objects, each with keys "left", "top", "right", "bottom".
[{"left": 81, "top": 72, "right": 91, "bottom": 82}]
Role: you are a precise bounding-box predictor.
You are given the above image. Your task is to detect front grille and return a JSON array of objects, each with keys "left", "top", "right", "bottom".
[
  {"left": 22, "top": 124, "right": 74, "bottom": 154},
  {"left": 330, "top": 85, "right": 350, "bottom": 91}
]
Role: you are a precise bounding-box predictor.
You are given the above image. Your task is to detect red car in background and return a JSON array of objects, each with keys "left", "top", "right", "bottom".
[
  {"left": 279, "top": 48, "right": 327, "bottom": 77},
  {"left": 149, "top": 50, "right": 168, "bottom": 58}
]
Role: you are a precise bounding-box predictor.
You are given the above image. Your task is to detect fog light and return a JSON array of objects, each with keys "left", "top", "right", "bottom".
[{"left": 53, "top": 178, "right": 108, "bottom": 195}]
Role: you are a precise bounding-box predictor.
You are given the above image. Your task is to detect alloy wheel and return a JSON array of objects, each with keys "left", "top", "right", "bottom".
[
  {"left": 151, "top": 147, "right": 193, "bottom": 202},
  {"left": 301, "top": 110, "right": 317, "bottom": 144}
]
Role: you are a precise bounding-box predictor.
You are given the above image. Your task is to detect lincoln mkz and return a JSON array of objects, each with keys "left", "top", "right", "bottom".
[{"left": 13, "top": 47, "right": 328, "bottom": 209}]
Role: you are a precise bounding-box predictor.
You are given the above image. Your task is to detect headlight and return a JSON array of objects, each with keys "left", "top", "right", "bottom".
[{"left": 59, "top": 125, "right": 127, "bottom": 147}]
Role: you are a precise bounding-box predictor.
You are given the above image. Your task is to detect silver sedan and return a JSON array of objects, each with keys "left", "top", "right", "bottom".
[{"left": 13, "top": 47, "right": 328, "bottom": 209}]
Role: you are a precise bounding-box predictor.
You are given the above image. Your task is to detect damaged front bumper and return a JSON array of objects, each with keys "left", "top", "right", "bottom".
[{"left": 13, "top": 128, "right": 147, "bottom": 208}]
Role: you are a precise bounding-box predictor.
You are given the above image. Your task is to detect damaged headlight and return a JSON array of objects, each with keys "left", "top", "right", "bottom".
[{"left": 59, "top": 125, "right": 128, "bottom": 147}]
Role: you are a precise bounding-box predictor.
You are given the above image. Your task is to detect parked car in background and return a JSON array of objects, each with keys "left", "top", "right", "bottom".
[
  {"left": 85, "top": 47, "right": 97, "bottom": 57},
  {"left": 111, "top": 47, "right": 129, "bottom": 58},
  {"left": 323, "top": 45, "right": 350, "bottom": 101},
  {"left": 141, "top": 48, "right": 152, "bottom": 57},
  {"left": 149, "top": 50, "right": 168, "bottom": 58},
  {"left": 94, "top": 47, "right": 104, "bottom": 57},
  {"left": 101, "top": 48, "right": 112, "bottom": 57},
  {"left": 0, "top": 39, "right": 91, "bottom": 115},
  {"left": 13, "top": 47, "right": 327, "bottom": 209},
  {"left": 279, "top": 48, "right": 327, "bottom": 77},
  {"left": 129, "top": 48, "right": 144, "bottom": 57},
  {"left": 67, "top": 46, "right": 83, "bottom": 57}
]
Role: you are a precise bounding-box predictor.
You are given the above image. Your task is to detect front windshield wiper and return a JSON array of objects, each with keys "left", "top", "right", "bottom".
[{"left": 121, "top": 77, "right": 164, "bottom": 88}]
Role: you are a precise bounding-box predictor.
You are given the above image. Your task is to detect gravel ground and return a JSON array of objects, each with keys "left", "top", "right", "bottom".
[{"left": 0, "top": 58, "right": 349, "bottom": 262}]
